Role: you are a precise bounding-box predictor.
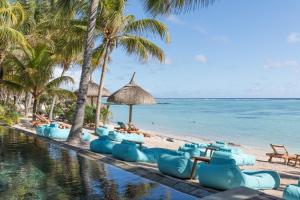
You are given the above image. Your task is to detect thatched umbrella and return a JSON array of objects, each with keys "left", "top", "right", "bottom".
[
  {"left": 107, "top": 72, "right": 156, "bottom": 125},
  {"left": 75, "top": 80, "right": 110, "bottom": 106}
]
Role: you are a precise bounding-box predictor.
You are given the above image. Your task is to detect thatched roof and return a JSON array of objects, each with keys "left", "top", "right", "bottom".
[
  {"left": 107, "top": 73, "right": 156, "bottom": 105},
  {"left": 75, "top": 80, "right": 110, "bottom": 97}
]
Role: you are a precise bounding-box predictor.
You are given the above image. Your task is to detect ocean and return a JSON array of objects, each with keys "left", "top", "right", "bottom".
[{"left": 109, "top": 98, "right": 300, "bottom": 152}]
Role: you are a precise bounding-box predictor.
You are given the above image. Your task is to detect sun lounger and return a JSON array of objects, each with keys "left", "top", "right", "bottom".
[
  {"left": 90, "top": 136, "right": 118, "bottom": 154},
  {"left": 288, "top": 154, "right": 300, "bottom": 166},
  {"left": 158, "top": 154, "right": 194, "bottom": 179},
  {"left": 283, "top": 179, "right": 300, "bottom": 200},
  {"left": 266, "top": 144, "right": 295, "bottom": 164},
  {"left": 197, "top": 157, "right": 280, "bottom": 190}
]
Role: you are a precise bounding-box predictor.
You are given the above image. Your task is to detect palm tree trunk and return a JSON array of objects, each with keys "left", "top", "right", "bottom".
[
  {"left": 49, "top": 67, "right": 67, "bottom": 120},
  {"left": 95, "top": 45, "right": 109, "bottom": 129},
  {"left": 68, "top": 0, "right": 100, "bottom": 144},
  {"left": 32, "top": 96, "right": 38, "bottom": 121},
  {"left": 24, "top": 92, "right": 29, "bottom": 117}
]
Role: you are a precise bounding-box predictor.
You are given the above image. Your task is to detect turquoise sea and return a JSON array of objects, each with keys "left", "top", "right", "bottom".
[{"left": 109, "top": 98, "right": 300, "bottom": 152}]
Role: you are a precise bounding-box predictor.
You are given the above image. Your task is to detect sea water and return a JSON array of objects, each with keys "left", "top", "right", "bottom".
[{"left": 109, "top": 98, "right": 300, "bottom": 152}]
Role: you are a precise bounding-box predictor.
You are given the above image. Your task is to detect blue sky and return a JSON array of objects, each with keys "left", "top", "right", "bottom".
[{"left": 65, "top": 0, "right": 300, "bottom": 98}]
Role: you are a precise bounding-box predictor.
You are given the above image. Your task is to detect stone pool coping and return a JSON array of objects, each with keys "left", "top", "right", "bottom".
[{"left": 11, "top": 125, "right": 281, "bottom": 200}]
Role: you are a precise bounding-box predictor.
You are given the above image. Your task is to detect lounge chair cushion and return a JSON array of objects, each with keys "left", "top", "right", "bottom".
[
  {"left": 112, "top": 141, "right": 148, "bottom": 162},
  {"left": 108, "top": 131, "right": 145, "bottom": 143},
  {"left": 41, "top": 123, "right": 91, "bottom": 141},
  {"left": 142, "top": 148, "right": 189, "bottom": 163},
  {"left": 90, "top": 136, "right": 117, "bottom": 154},
  {"left": 283, "top": 184, "right": 300, "bottom": 200},
  {"left": 197, "top": 157, "right": 280, "bottom": 190},
  {"left": 212, "top": 151, "right": 255, "bottom": 166},
  {"left": 96, "top": 127, "right": 109, "bottom": 136},
  {"left": 35, "top": 125, "right": 48, "bottom": 136},
  {"left": 178, "top": 144, "right": 206, "bottom": 157},
  {"left": 158, "top": 154, "right": 194, "bottom": 179}
]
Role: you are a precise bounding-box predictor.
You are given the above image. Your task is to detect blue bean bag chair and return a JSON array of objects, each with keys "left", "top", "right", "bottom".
[
  {"left": 44, "top": 123, "right": 91, "bottom": 141},
  {"left": 212, "top": 151, "right": 255, "bottom": 166},
  {"left": 283, "top": 180, "right": 300, "bottom": 200},
  {"left": 178, "top": 143, "right": 206, "bottom": 157},
  {"left": 142, "top": 148, "right": 189, "bottom": 163},
  {"left": 158, "top": 154, "right": 194, "bottom": 179},
  {"left": 90, "top": 136, "right": 117, "bottom": 154},
  {"left": 35, "top": 125, "right": 48, "bottom": 136},
  {"left": 112, "top": 141, "right": 149, "bottom": 162},
  {"left": 197, "top": 157, "right": 280, "bottom": 190},
  {"left": 108, "top": 131, "right": 145, "bottom": 143},
  {"left": 96, "top": 127, "right": 110, "bottom": 136},
  {"left": 81, "top": 131, "right": 91, "bottom": 141}
]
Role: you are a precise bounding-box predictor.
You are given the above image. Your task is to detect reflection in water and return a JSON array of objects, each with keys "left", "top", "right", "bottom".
[{"left": 0, "top": 127, "right": 196, "bottom": 200}]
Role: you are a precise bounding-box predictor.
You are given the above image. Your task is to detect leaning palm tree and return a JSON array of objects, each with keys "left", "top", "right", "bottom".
[
  {"left": 68, "top": 0, "right": 103, "bottom": 144},
  {"left": 92, "top": 0, "right": 169, "bottom": 129},
  {"left": 68, "top": 0, "right": 215, "bottom": 144},
  {"left": 2, "top": 44, "right": 74, "bottom": 120}
]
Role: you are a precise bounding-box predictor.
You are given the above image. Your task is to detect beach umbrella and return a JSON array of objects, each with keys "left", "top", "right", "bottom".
[
  {"left": 75, "top": 80, "right": 110, "bottom": 106},
  {"left": 107, "top": 72, "right": 156, "bottom": 125}
]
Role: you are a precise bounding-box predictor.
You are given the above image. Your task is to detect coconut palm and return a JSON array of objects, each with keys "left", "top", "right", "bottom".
[
  {"left": 92, "top": 0, "right": 169, "bottom": 129},
  {"left": 69, "top": 0, "right": 215, "bottom": 144},
  {"left": 0, "top": 0, "right": 26, "bottom": 78},
  {"left": 68, "top": 0, "right": 103, "bottom": 144},
  {"left": 2, "top": 44, "right": 74, "bottom": 120}
]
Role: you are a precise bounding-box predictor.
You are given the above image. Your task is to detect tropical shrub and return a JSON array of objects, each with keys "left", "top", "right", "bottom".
[{"left": 0, "top": 104, "right": 20, "bottom": 125}]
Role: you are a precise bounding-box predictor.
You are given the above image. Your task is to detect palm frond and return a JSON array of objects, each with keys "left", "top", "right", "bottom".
[
  {"left": 47, "top": 75, "right": 74, "bottom": 89},
  {"left": 120, "top": 35, "right": 165, "bottom": 63},
  {"left": 124, "top": 18, "right": 170, "bottom": 43},
  {"left": 144, "top": 0, "right": 215, "bottom": 15},
  {"left": 0, "top": 26, "right": 27, "bottom": 46}
]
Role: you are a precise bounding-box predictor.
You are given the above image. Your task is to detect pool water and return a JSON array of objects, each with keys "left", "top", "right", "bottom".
[{"left": 0, "top": 127, "right": 196, "bottom": 200}]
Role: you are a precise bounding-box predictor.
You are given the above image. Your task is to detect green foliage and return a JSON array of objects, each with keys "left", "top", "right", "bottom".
[
  {"left": 0, "top": 104, "right": 20, "bottom": 125},
  {"left": 64, "top": 102, "right": 111, "bottom": 124}
]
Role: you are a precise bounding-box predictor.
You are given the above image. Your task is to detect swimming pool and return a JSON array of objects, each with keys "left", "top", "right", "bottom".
[{"left": 0, "top": 127, "right": 196, "bottom": 200}]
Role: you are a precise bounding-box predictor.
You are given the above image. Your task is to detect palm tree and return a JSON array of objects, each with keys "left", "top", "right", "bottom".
[
  {"left": 0, "top": 0, "right": 26, "bottom": 78},
  {"left": 47, "top": 15, "right": 87, "bottom": 120},
  {"left": 68, "top": 0, "right": 215, "bottom": 144},
  {"left": 92, "top": 0, "right": 169, "bottom": 129},
  {"left": 68, "top": 0, "right": 102, "bottom": 144},
  {"left": 2, "top": 44, "right": 74, "bottom": 120}
]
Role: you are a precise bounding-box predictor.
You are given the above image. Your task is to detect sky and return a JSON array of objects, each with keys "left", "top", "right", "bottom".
[{"left": 60, "top": 0, "right": 300, "bottom": 98}]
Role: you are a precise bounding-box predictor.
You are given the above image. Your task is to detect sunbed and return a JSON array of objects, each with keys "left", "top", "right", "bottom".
[{"left": 266, "top": 144, "right": 295, "bottom": 164}]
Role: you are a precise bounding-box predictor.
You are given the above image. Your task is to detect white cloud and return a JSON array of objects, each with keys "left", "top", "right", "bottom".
[
  {"left": 264, "top": 59, "right": 298, "bottom": 69},
  {"left": 194, "top": 54, "right": 208, "bottom": 64},
  {"left": 166, "top": 15, "right": 184, "bottom": 25},
  {"left": 287, "top": 32, "right": 300, "bottom": 43},
  {"left": 164, "top": 57, "right": 172, "bottom": 65}
]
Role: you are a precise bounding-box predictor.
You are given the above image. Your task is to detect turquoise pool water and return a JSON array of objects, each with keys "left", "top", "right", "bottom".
[
  {"left": 109, "top": 98, "right": 300, "bottom": 152},
  {"left": 0, "top": 127, "right": 196, "bottom": 200}
]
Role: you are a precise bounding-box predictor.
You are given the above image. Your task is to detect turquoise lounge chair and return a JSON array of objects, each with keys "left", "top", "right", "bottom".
[
  {"left": 112, "top": 140, "right": 149, "bottom": 162},
  {"left": 158, "top": 154, "right": 194, "bottom": 179},
  {"left": 178, "top": 143, "right": 206, "bottom": 157},
  {"left": 283, "top": 180, "right": 300, "bottom": 200},
  {"left": 108, "top": 131, "right": 144, "bottom": 143},
  {"left": 143, "top": 147, "right": 189, "bottom": 163},
  {"left": 90, "top": 136, "right": 117, "bottom": 154},
  {"left": 37, "top": 123, "right": 91, "bottom": 141},
  {"left": 95, "top": 127, "right": 110, "bottom": 136},
  {"left": 212, "top": 151, "right": 256, "bottom": 166},
  {"left": 197, "top": 157, "right": 280, "bottom": 190}
]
